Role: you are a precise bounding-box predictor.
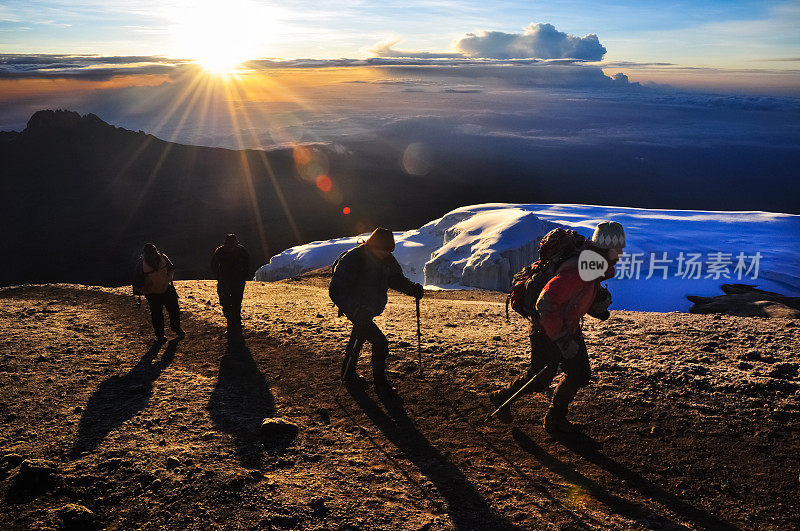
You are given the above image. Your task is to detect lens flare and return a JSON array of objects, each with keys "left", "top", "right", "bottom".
[
  {"left": 401, "top": 142, "right": 432, "bottom": 176},
  {"left": 316, "top": 174, "right": 332, "bottom": 192}
]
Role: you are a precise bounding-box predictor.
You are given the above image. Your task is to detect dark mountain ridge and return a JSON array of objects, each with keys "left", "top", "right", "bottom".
[
  {"left": 1, "top": 109, "right": 797, "bottom": 287},
  {"left": 0, "top": 110, "right": 508, "bottom": 286}
]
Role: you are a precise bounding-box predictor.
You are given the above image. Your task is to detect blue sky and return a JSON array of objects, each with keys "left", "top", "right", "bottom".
[{"left": 1, "top": 0, "right": 799, "bottom": 69}]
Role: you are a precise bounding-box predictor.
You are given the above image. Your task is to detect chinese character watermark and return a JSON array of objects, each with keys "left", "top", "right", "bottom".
[{"left": 615, "top": 251, "right": 762, "bottom": 280}]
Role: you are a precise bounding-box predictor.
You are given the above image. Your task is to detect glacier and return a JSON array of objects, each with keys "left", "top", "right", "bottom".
[{"left": 254, "top": 203, "right": 800, "bottom": 312}]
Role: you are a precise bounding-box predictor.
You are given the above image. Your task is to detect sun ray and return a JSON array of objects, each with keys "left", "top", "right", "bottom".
[
  {"left": 221, "top": 77, "right": 272, "bottom": 260},
  {"left": 111, "top": 69, "right": 208, "bottom": 187},
  {"left": 226, "top": 77, "right": 304, "bottom": 244},
  {"left": 123, "top": 71, "right": 211, "bottom": 227}
]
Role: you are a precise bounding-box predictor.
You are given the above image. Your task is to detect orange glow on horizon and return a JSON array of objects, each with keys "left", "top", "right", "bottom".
[{"left": 0, "top": 75, "right": 172, "bottom": 102}]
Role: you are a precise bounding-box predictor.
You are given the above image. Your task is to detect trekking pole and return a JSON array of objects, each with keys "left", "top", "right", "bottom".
[
  {"left": 416, "top": 297, "right": 423, "bottom": 378},
  {"left": 487, "top": 365, "right": 550, "bottom": 420}
]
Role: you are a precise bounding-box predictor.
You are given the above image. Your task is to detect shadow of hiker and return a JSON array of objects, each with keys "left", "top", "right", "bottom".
[
  {"left": 208, "top": 338, "right": 276, "bottom": 469},
  {"left": 512, "top": 428, "right": 739, "bottom": 530},
  {"left": 72, "top": 339, "right": 179, "bottom": 455},
  {"left": 344, "top": 383, "right": 521, "bottom": 531}
]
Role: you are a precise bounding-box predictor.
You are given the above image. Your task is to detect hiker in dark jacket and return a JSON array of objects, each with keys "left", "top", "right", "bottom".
[
  {"left": 329, "top": 228, "right": 424, "bottom": 391},
  {"left": 211, "top": 234, "right": 250, "bottom": 335},
  {"left": 490, "top": 221, "right": 625, "bottom": 432},
  {"left": 134, "top": 243, "right": 185, "bottom": 341}
]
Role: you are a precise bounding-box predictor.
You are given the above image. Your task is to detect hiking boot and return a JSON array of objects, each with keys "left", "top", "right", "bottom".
[
  {"left": 543, "top": 408, "right": 576, "bottom": 433},
  {"left": 172, "top": 327, "right": 186, "bottom": 339},
  {"left": 489, "top": 390, "right": 513, "bottom": 424}
]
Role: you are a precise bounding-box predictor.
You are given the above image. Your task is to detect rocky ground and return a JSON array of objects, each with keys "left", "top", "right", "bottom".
[{"left": 0, "top": 278, "right": 798, "bottom": 530}]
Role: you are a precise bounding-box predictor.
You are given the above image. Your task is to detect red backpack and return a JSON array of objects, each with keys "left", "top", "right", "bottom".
[{"left": 506, "top": 228, "right": 586, "bottom": 320}]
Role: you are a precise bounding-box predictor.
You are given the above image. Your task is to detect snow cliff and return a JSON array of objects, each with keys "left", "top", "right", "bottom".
[{"left": 255, "top": 203, "right": 800, "bottom": 312}]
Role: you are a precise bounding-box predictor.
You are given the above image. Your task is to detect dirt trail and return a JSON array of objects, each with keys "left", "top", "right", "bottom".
[{"left": 1, "top": 281, "right": 798, "bottom": 530}]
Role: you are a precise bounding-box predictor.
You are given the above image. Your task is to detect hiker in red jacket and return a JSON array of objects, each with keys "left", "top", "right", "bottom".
[{"left": 490, "top": 221, "right": 625, "bottom": 432}]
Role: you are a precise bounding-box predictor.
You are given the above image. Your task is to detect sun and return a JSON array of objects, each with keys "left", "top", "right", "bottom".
[{"left": 170, "top": 0, "right": 270, "bottom": 74}]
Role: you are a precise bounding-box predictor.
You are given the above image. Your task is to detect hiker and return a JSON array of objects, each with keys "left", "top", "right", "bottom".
[
  {"left": 211, "top": 233, "right": 251, "bottom": 335},
  {"left": 133, "top": 243, "right": 185, "bottom": 341},
  {"left": 329, "top": 228, "right": 424, "bottom": 392},
  {"left": 490, "top": 221, "right": 625, "bottom": 432}
]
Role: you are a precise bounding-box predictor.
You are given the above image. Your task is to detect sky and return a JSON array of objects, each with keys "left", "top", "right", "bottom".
[
  {"left": 1, "top": 0, "right": 799, "bottom": 66},
  {"left": 1, "top": 0, "right": 799, "bottom": 220}
]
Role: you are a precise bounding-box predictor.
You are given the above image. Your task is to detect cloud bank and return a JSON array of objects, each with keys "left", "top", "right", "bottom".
[
  {"left": 0, "top": 54, "right": 190, "bottom": 80},
  {"left": 455, "top": 23, "right": 607, "bottom": 61}
]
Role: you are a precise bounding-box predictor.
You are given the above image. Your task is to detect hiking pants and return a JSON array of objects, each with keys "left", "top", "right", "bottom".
[
  {"left": 145, "top": 284, "right": 180, "bottom": 337},
  {"left": 503, "top": 329, "right": 591, "bottom": 416},
  {"left": 217, "top": 281, "right": 245, "bottom": 331},
  {"left": 345, "top": 318, "right": 389, "bottom": 383}
]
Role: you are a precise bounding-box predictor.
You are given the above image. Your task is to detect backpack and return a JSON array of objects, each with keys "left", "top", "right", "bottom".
[
  {"left": 132, "top": 257, "right": 145, "bottom": 296},
  {"left": 330, "top": 244, "right": 364, "bottom": 317},
  {"left": 506, "top": 228, "right": 586, "bottom": 320}
]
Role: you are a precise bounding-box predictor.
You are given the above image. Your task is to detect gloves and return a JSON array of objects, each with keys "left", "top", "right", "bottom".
[
  {"left": 554, "top": 335, "right": 580, "bottom": 359},
  {"left": 587, "top": 286, "right": 612, "bottom": 321},
  {"left": 412, "top": 283, "right": 424, "bottom": 300}
]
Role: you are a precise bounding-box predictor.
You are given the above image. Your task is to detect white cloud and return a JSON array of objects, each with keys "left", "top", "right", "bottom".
[
  {"left": 455, "top": 23, "right": 607, "bottom": 61},
  {"left": 370, "top": 40, "right": 463, "bottom": 59}
]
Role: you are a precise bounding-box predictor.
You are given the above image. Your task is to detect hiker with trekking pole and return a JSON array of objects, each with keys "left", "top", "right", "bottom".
[
  {"left": 489, "top": 221, "right": 625, "bottom": 432},
  {"left": 329, "top": 228, "right": 424, "bottom": 394}
]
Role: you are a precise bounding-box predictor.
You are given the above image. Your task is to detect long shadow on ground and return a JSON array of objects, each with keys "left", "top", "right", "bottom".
[
  {"left": 208, "top": 338, "right": 276, "bottom": 469},
  {"left": 513, "top": 428, "right": 739, "bottom": 530},
  {"left": 344, "top": 383, "right": 521, "bottom": 531},
  {"left": 72, "top": 339, "right": 179, "bottom": 455}
]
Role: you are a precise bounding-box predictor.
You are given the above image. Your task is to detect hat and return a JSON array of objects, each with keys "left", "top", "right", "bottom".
[
  {"left": 590, "top": 221, "right": 626, "bottom": 249},
  {"left": 366, "top": 227, "right": 395, "bottom": 252}
]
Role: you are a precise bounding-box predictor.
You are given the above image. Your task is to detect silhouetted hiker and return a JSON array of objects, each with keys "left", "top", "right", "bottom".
[
  {"left": 330, "top": 228, "right": 424, "bottom": 392},
  {"left": 211, "top": 233, "right": 250, "bottom": 336},
  {"left": 490, "top": 221, "right": 625, "bottom": 432},
  {"left": 133, "top": 243, "right": 185, "bottom": 341}
]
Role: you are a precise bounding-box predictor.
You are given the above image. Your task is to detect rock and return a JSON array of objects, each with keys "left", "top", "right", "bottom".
[
  {"left": 57, "top": 503, "right": 94, "bottom": 530},
  {"left": 740, "top": 350, "right": 762, "bottom": 361},
  {"left": 687, "top": 284, "right": 800, "bottom": 318},
  {"left": 650, "top": 425, "right": 663, "bottom": 437},
  {"left": 7, "top": 459, "right": 59, "bottom": 500},
  {"left": 316, "top": 408, "right": 331, "bottom": 425},
  {"left": 165, "top": 456, "right": 180, "bottom": 469},
  {"left": 266, "top": 514, "right": 300, "bottom": 528},
  {"left": 738, "top": 361, "right": 753, "bottom": 370},
  {"left": 769, "top": 363, "right": 799, "bottom": 380},
  {"left": 73, "top": 406, "right": 83, "bottom": 413},
  {"left": 309, "top": 497, "right": 328, "bottom": 516},
  {"left": 396, "top": 341, "right": 412, "bottom": 348},
  {"left": 492, "top": 335, "right": 502, "bottom": 341},
  {"left": 261, "top": 418, "right": 299, "bottom": 449},
  {"left": 20, "top": 459, "right": 57, "bottom": 479},
  {"left": 150, "top": 478, "right": 162, "bottom": 491},
  {"left": 1, "top": 453, "right": 23, "bottom": 470}
]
